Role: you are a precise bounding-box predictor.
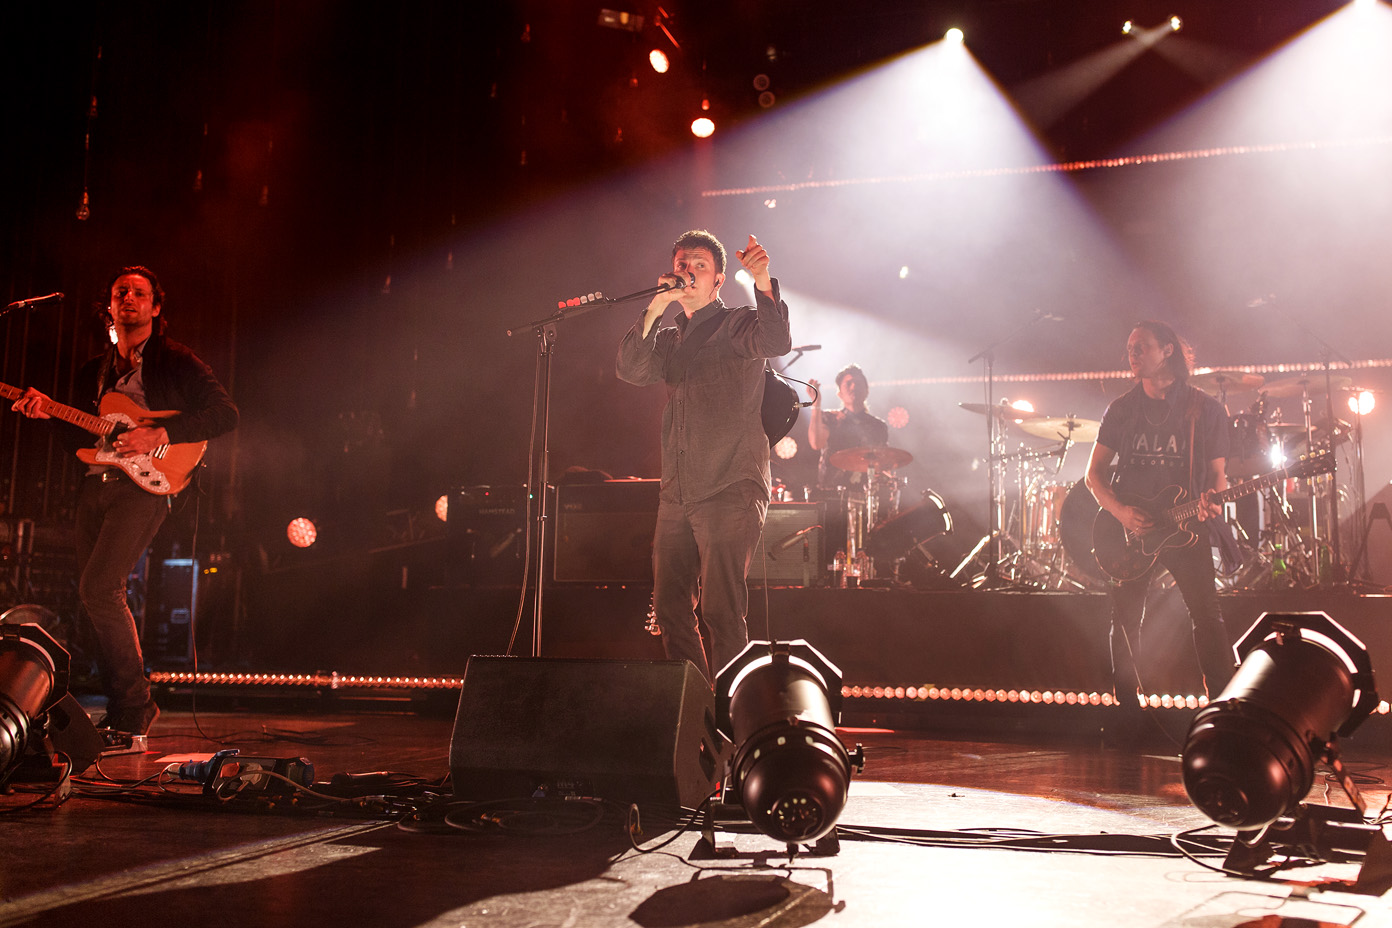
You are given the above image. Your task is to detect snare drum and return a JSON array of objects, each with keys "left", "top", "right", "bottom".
[{"left": 1023, "top": 481, "right": 1070, "bottom": 551}]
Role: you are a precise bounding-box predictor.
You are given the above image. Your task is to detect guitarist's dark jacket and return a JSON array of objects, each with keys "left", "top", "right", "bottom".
[{"left": 56, "top": 335, "right": 238, "bottom": 454}]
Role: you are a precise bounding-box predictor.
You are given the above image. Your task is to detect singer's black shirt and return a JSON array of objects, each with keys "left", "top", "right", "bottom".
[{"left": 616, "top": 280, "right": 791, "bottom": 504}]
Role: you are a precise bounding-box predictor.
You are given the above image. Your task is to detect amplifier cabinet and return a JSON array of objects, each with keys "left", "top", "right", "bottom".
[
  {"left": 446, "top": 485, "right": 527, "bottom": 587},
  {"left": 750, "top": 502, "right": 826, "bottom": 587},
  {"left": 554, "top": 479, "right": 659, "bottom": 583}
]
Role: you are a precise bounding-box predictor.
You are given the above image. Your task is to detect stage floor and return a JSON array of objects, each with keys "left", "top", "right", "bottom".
[{"left": 6, "top": 706, "right": 1392, "bottom": 928}]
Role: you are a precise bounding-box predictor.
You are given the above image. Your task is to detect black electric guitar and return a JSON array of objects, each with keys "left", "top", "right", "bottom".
[
  {"left": 1, "top": 382, "right": 206, "bottom": 495},
  {"left": 1092, "top": 451, "right": 1334, "bottom": 582}
]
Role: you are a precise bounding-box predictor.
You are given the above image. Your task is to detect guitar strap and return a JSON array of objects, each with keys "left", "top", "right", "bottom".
[{"left": 93, "top": 344, "right": 116, "bottom": 410}]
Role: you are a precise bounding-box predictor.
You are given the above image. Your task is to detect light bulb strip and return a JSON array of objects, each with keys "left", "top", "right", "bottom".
[
  {"left": 877, "top": 358, "right": 1392, "bottom": 387},
  {"left": 149, "top": 670, "right": 464, "bottom": 690},
  {"left": 702, "top": 135, "right": 1392, "bottom": 199}
]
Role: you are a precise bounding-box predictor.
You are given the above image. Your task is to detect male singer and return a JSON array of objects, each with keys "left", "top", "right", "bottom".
[{"left": 616, "top": 230, "right": 792, "bottom": 682}]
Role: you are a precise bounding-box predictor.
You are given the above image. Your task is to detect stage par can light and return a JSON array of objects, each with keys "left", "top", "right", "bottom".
[
  {"left": 1182, "top": 612, "right": 1378, "bottom": 831},
  {"left": 0, "top": 623, "right": 72, "bottom": 788},
  {"left": 715, "top": 640, "right": 858, "bottom": 846}
]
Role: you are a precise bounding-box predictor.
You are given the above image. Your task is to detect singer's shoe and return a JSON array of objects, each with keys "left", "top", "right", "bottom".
[{"left": 97, "top": 697, "right": 160, "bottom": 736}]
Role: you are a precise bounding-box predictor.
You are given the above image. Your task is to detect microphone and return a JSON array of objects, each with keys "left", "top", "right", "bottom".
[
  {"left": 7, "top": 292, "right": 64, "bottom": 310},
  {"left": 791, "top": 344, "right": 821, "bottom": 352},
  {"left": 659, "top": 272, "right": 696, "bottom": 291},
  {"left": 766, "top": 524, "right": 822, "bottom": 559}
]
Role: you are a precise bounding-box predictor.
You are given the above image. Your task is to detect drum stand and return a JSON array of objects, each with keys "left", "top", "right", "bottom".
[{"left": 951, "top": 441, "right": 1086, "bottom": 590}]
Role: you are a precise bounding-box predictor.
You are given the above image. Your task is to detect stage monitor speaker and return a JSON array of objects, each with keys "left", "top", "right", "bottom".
[
  {"left": 449, "top": 656, "right": 724, "bottom": 812},
  {"left": 750, "top": 502, "right": 826, "bottom": 587},
  {"left": 447, "top": 486, "right": 527, "bottom": 587},
  {"left": 553, "top": 479, "right": 659, "bottom": 583}
]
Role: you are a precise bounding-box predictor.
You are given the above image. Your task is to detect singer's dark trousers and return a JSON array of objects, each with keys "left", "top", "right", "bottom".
[
  {"left": 1109, "top": 540, "right": 1235, "bottom": 714},
  {"left": 652, "top": 480, "right": 769, "bottom": 684},
  {"left": 75, "top": 474, "right": 169, "bottom": 711}
]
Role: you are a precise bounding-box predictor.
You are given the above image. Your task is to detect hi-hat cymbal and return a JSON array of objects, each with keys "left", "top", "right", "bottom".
[
  {"left": 1262, "top": 373, "right": 1354, "bottom": 397},
  {"left": 958, "top": 402, "right": 1043, "bottom": 420},
  {"left": 828, "top": 445, "right": 914, "bottom": 473},
  {"left": 1016, "top": 416, "right": 1100, "bottom": 443},
  {"left": 1191, "top": 369, "right": 1264, "bottom": 394}
]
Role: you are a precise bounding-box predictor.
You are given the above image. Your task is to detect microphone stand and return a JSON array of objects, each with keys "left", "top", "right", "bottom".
[
  {"left": 965, "top": 313, "right": 1053, "bottom": 590},
  {"left": 505, "top": 282, "right": 687, "bottom": 656}
]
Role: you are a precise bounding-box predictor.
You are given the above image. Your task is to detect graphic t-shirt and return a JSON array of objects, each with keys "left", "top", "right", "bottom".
[{"left": 1096, "top": 384, "right": 1229, "bottom": 502}]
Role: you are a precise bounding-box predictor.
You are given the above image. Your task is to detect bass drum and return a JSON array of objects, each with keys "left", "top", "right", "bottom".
[
  {"left": 1058, "top": 479, "right": 1109, "bottom": 588},
  {"left": 863, "top": 489, "right": 952, "bottom": 562}
]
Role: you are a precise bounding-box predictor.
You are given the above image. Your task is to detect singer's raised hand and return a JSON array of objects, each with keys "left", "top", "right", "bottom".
[{"left": 735, "top": 235, "right": 772, "bottom": 292}]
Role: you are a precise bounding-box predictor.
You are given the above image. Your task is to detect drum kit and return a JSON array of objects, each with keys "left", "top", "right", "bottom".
[
  {"left": 940, "top": 367, "right": 1370, "bottom": 592},
  {"left": 780, "top": 366, "right": 1371, "bottom": 591},
  {"left": 1192, "top": 368, "right": 1366, "bottom": 590},
  {"left": 950, "top": 401, "right": 1104, "bottom": 590}
]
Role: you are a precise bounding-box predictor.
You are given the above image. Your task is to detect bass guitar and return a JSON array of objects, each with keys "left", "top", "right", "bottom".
[
  {"left": 1, "top": 382, "right": 206, "bottom": 496},
  {"left": 1091, "top": 451, "right": 1333, "bottom": 582}
]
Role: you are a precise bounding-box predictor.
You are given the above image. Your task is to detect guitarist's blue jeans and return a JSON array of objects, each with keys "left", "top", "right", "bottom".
[
  {"left": 652, "top": 480, "right": 769, "bottom": 684},
  {"left": 1110, "top": 542, "right": 1235, "bottom": 710},
  {"left": 75, "top": 474, "right": 170, "bottom": 712}
]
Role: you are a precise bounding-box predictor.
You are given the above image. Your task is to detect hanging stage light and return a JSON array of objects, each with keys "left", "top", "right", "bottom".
[
  {"left": 1182, "top": 612, "right": 1378, "bottom": 832},
  {"left": 0, "top": 623, "right": 71, "bottom": 789},
  {"left": 714, "top": 640, "right": 862, "bottom": 850}
]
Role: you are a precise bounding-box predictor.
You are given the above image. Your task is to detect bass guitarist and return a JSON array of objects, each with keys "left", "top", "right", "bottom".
[
  {"left": 1084, "top": 320, "right": 1234, "bottom": 740},
  {"left": 10, "top": 266, "right": 238, "bottom": 736}
]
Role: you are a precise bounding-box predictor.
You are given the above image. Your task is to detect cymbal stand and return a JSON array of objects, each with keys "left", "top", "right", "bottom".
[
  {"left": 964, "top": 313, "right": 1053, "bottom": 589},
  {"left": 1263, "top": 298, "right": 1359, "bottom": 585}
]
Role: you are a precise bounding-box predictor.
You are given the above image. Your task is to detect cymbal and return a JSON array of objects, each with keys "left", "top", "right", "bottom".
[
  {"left": 1016, "top": 416, "right": 1100, "bottom": 443},
  {"left": 1191, "top": 369, "right": 1264, "bottom": 394},
  {"left": 1262, "top": 373, "right": 1354, "bottom": 397},
  {"left": 958, "top": 402, "right": 1043, "bottom": 420},
  {"left": 828, "top": 445, "right": 914, "bottom": 473}
]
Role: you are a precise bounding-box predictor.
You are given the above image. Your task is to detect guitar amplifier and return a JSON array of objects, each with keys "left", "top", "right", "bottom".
[
  {"left": 750, "top": 502, "right": 826, "bottom": 587},
  {"left": 554, "top": 480, "right": 659, "bottom": 583},
  {"left": 447, "top": 486, "right": 527, "bottom": 587}
]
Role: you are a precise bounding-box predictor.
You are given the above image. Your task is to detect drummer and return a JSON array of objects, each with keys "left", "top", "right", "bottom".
[{"left": 808, "top": 363, "right": 890, "bottom": 489}]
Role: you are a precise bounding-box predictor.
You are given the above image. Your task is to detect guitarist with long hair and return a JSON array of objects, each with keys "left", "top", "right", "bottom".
[
  {"left": 10, "top": 266, "right": 237, "bottom": 736},
  {"left": 1084, "top": 321, "right": 1235, "bottom": 742}
]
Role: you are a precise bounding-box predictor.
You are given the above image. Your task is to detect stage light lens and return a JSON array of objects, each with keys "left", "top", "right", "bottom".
[
  {"left": 716, "top": 642, "right": 853, "bottom": 845},
  {"left": 649, "top": 49, "right": 669, "bottom": 73},
  {"left": 287, "top": 517, "right": 318, "bottom": 548},
  {"left": 1183, "top": 612, "right": 1378, "bottom": 830},
  {"left": 0, "top": 624, "right": 70, "bottom": 788},
  {"left": 1122, "top": 20, "right": 1135, "bottom": 35},
  {"left": 1169, "top": 15, "right": 1182, "bottom": 31},
  {"left": 435, "top": 495, "right": 449, "bottom": 522},
  {"left": 944, "top": 27, "right": 964, "bottom": 44},
  {"left": 1351, "top": 391, "right": 1375, "bottom": 415},
  {"left": 774, "top": 436, "right": 798, "bottom": 460},
  {"left": 691, "top": 117, "right": 715, "bottom": 138}
]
